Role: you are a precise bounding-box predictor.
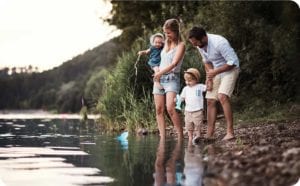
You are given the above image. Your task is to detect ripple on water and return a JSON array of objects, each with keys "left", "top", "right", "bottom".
[{"left": 0, "top": 146, "right": 114, "bottom": 186}]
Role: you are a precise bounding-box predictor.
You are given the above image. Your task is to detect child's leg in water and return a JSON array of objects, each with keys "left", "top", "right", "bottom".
[{"left": 153, "top": 66, "right": 163, "bottom": 89}]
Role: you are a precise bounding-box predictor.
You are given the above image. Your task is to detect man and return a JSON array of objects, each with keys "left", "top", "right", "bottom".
[{"left": 188, "top": 26, "right": 240, "bottom": 140}]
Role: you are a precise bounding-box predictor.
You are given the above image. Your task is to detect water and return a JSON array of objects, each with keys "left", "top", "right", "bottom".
[{"left": 0, "top": 117, "right": 207, "bottom": 186}]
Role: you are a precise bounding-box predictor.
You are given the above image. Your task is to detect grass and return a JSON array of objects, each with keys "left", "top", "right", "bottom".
[{"left": 234, "top": 103, "right": 300, "bottom": 124}]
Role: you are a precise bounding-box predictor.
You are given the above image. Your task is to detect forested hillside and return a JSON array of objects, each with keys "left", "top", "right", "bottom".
[
  {"left": 1, "top": 1, "right": 299, "bottom": 124},
  {"left": 0, "top": 38, "right": 121, "bottom": 112}
]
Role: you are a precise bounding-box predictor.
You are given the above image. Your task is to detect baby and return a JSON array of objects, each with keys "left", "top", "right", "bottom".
[{"left": 138, "top": 33, "right": 164, "bottom": 89}]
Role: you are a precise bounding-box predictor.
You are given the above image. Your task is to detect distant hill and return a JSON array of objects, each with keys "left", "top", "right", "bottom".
[{"left": 0, "top": 37, "right": 122, "bottom": 113}]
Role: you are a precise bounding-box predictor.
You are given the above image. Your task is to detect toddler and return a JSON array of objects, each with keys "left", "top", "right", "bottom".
[{"left": 178, "top": 68, "right": 206, "bottom": 144}]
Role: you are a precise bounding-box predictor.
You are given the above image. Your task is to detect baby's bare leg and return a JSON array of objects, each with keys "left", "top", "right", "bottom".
[{"left": 153, "top": 66, "right": 163, "bottom": 89}]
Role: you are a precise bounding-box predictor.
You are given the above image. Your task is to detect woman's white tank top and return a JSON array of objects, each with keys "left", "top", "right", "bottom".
[{"left": 159, "top": 45, "right": 184, "bottom": 73}]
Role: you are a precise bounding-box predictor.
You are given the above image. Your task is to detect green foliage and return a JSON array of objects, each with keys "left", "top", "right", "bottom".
[
  {"left": 1, "top": 1, "right": 299, "bottom": 128},
  {"left": 98, "top": 1, "right": 300, "bottom": 130},
  {"left": 97, "top": 39, "right": 157, "bottom": 131},
  {"left": 84, "top": 69, "right": 108, "bottom": 98},
  {"left": 107, "top": 1, "right": 202, "bottom": 48},
  {"left": 186, "top": 1, "right": 300, "bottom": 108},
  {"left": 97, "top": 33, "right": 208, "bottom": 131},
  {"left": 234, "top": 102, "right": 300, "bottom": 123},
  {"left": 0, "top": 39, "right": 121, "bottom": 112}
]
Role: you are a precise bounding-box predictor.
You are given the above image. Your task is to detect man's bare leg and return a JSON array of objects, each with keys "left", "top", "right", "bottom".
[
  {"left": 218, "top": 93, "right": 235, "bottom": 140},
  {"left": 206, "top": 99, "right": 217, "bottom": 138}
]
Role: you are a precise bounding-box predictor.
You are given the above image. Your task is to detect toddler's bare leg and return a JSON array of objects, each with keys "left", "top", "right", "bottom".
[
  {"left": 153, "top": 66, "right": 163, "bottom": 89},
  {"left": 188, "top": 130, "right": 193, "bottom": 142},
  {"left": 193, "top": 111, "right": 204, "bottom": 138}
]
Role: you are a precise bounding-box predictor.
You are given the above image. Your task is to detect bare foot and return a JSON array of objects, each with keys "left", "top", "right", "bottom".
[
  {"left": 154, "top": 82, "right": 164, "bottom": 89},
  {"left": 222, "top": 134, "right": 235, "bottom": 141}
]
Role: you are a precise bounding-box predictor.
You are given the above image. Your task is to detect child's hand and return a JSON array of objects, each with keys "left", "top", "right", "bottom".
[{"left": 138, "top": 51, "right": 145, "bottom": 55}]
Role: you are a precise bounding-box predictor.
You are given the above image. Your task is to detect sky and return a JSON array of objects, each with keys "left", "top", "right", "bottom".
[{"left": 0, "top": 0, "right": 121, "bottom": 72}]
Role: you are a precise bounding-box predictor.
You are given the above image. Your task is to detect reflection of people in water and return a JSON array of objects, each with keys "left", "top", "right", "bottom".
[
  {"left": 154, "top": 139, "right": 183, "bottom": 186},
  {"left": 154, "top": 138, "right": 165, "bottom": 186},
  {"left": 181, "top": 140, "right": 204, "bottom": 186}
]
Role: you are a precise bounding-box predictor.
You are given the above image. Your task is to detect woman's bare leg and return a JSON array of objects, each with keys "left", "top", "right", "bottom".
[
  {"left": 154, "top": 94, "right": 166, "bottom": 138},
  {"left": 166, "top": 92, "right": 183, "bottom": 139}
]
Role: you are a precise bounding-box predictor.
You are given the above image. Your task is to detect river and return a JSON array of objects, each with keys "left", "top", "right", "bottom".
[{"left": 0, "top": 113, "right": 205, "bottom": 186}]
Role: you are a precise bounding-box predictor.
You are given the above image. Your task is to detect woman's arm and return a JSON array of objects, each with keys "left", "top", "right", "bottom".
[{"left": 155, "top": 42, "right": 185, "bottom": 77}]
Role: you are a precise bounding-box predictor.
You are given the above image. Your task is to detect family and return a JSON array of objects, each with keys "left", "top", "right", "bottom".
[{"left": 138, "top": 18, "right": 240, "bottom": 143}]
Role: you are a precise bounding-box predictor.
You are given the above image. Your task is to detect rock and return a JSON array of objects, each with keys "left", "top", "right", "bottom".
[
  {"left": 136, "top": 128, "right": 148, "bottom": 135},
  {"left": 282, "top": 147, "right": 300, "bottom": 162}
]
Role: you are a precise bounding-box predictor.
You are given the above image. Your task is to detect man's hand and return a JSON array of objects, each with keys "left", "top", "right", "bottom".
[{"left": 207, "top": 69, "right": 216, "bottom": 79}]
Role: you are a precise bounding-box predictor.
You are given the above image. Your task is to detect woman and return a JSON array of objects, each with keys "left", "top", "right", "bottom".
[{"left": 153, "top": 18, "right": 185, "bottom": 139}]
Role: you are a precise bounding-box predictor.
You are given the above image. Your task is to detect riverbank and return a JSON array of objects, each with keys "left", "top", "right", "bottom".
[{"left": 201, "top": 119, "right": 300, "bottom": 186}]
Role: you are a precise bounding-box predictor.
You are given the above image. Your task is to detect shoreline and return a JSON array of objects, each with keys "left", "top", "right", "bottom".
[{"left": 0, "top": 109, "right": 100, "bottom": 119}]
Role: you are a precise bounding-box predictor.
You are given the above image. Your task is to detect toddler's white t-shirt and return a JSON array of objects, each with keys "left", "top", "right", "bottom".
[{"left": 180, "top": 84, "right": 206, "bottom": 112}]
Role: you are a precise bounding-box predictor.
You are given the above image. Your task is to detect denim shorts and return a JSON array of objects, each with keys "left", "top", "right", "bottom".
[{"left": 153, "top": 73, "right": 180, "bottom": 95}]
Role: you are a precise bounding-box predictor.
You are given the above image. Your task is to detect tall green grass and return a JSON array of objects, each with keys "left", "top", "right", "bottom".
[
  {"left": 96, "top": 36, "right": 207, "bottom": 132},
  {"left": 96, "top": 38, "right": 156, "bottom": 132}
]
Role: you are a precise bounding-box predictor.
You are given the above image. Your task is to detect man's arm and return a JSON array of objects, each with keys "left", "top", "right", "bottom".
[
  {"left": 207, "top": 64, "right": 235, "bottom": 79},
  {"left": 204, "top": 63, "right": 213, "bottom": 73},
  {"left": 219, "top": 40, "right": 239, "bottom": 66},
  {"left": 207, "top": 40, "right": 238, "bottom": 78}
]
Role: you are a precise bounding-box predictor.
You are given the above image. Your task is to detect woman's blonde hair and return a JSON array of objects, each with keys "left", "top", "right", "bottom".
[{"left": 163, "top": 18, "right": 182, "bottom": 51}]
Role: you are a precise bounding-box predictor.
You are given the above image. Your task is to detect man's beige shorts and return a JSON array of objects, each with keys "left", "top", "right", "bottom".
[
  {"left": 206, "top": 68, "right": 239, "bottom": 100},
  {"left": 184, "top": 110, "right": 204, "bottom": 131}
]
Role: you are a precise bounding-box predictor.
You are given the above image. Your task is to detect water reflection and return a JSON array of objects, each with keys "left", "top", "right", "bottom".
[
  {"left": 0, "top": 118, "right": 113, "bottom": 186},
  {"left": 0, "top": 118, "right": 98, "bottom": 147},
  {"left": 0, "top": 118, "right": 216, "bottom": 186},
  {"left": 154, "top": 139, "right": 184, "bottom": 186},
  {"left": 117, "top": 131, "right": 129, "bottom": 149},
  {"left": 181, "top": 140, "right": 204, "bottom": 186}
]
